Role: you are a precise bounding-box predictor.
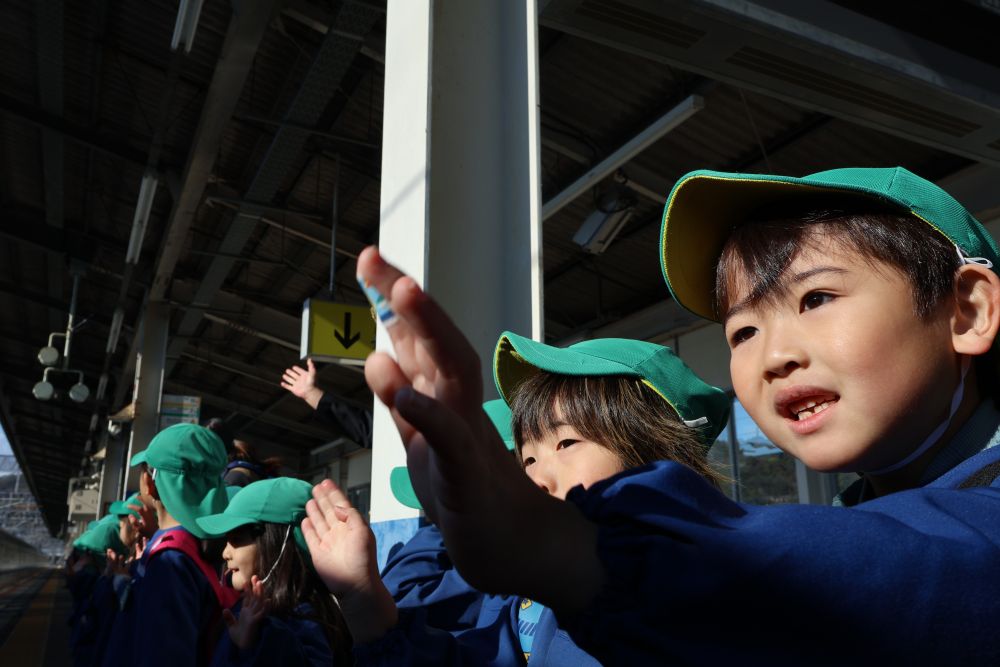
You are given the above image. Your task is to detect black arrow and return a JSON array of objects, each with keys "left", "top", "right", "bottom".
[{"left": 334, "top": 312, "right": 362, "bottom": 349}]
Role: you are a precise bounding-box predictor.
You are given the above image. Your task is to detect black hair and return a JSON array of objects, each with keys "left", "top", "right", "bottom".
[
  {"left": 254, "top": 522, "right": 352, "bottom": 663},
  {"left": 714, "top": 197, "right": 1000, "bottom": 404},
  {"left": 510, "top": 372, "right": 723, "bottom": 487}
]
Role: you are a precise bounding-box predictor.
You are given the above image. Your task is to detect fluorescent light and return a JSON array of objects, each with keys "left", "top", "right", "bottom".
[
  {"left": 171, "top": 0, "right": 205, "bottom": 53},
  {"left": 89, "top": 414, "right": 99, "bottom": 432},
  {"left": 96, "top": 373, "right": 109, "bottom": 401},
  {"left": 106, "top": 307, "right": 124, "bottom": 355},
  {"left": 125, "top": 173, "right": 159, "bottom": 264}
]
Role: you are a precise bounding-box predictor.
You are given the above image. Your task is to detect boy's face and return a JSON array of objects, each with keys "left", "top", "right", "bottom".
[{"left": 723, "top": 235, "right": 961, "bottom": 472}]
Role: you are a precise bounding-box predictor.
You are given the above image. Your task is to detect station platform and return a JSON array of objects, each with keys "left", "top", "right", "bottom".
[{"left": 0, "top": 568, "right": 72, "bottom": 666}]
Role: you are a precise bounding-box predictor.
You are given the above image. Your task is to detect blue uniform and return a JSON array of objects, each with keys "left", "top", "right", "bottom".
[
  {"left": 70, "top": 574, "right": 119, "bottom": 666},
  {"left": 557, "top": 442, "right": 1000, "bottom": 665},
  {"left": 355, "top": 525, "right": 600, "bottom": 666},
  {"left": 364, "top": 402, "right": 1000, "bottom": 666},
  {"left": 102, "top": 527, "right": 221, "bottom": 667},
  {"left": 210, "top": 601, "right": 334, "bottom": 666}
]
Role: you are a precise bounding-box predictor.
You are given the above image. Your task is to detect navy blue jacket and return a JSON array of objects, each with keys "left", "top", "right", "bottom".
[
  {"left": 102, "top": 527, "right": 221, "bottom": 667},
  {"left": 362, "top": 442, "right": 1000, "bottom": 666},
  {"left": 211, "top": 601, "right": 334, "bottom": 666},
  {"left": 560, "top": 446, "right": 1000, "bottom": 666},
  {"left": 355, "top": 525, "right": 599, "bottom": 666}
]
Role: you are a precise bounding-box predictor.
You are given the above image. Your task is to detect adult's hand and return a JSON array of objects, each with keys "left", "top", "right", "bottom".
[{"left": 280, "top": 359, "right": 324, "bottom": 409}]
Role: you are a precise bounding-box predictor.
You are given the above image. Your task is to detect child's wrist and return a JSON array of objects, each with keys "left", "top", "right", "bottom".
[{"left": 337, "top": 578, "right": 398, "bottom": 644}]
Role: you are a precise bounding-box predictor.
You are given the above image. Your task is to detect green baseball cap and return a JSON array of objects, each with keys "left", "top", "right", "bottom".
[
  {"left": 195, "top": 477, "right": 312, "bottom": 555},
  {"left": 74, "top": 514, "right": 126, "bottom": 556},
  {"left": 390, "top": 400, "right": 515, "bottom": 510},
  {"left": 109, "top": 492, "right": 142, "bottom": 520},
  {"left": 660, "top": 166, "right": 1000, "bottom": 322},
  {"left": 494, "top": 331, "right": 730, "bottom": 446},
  {"left": 130, "top": 423, "right": 228, "bottom": 539}
]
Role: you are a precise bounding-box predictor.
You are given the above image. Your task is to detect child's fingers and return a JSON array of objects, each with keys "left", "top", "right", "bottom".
[
  {"left": 305, "top": 499, "right": 332, "bottom": 537},
  {"left": 364, "top": 353, "right": 417, "bottom": 443},
  {"left": 313, "top": 480, "right": 352, "bottom": 525},
  {"left": 389, "top": 276, "right": 482, "bottom": 387},
  {"left": 394, "top": 387, "right": 472, "bottom": 466},
  {"left": 301, "top": 517, "right": 318, "bottom": 549},
  {"left": 318, "top": 478, "right": 352, "bottom": 506},
  {"left": 307, "top": 358, "right": 316, "bottom": 374}
]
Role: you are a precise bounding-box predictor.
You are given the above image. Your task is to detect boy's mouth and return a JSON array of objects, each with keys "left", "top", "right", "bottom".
[
  {"left": 776, "top": 388, "right": 840, "bottom": 421},
  {"left": 788, "top": 397, "right": 837, "bottom": 420}
]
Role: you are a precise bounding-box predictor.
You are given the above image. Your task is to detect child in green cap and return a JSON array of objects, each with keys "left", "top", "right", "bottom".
[
  {"left": 70, "top": 514, "right": 128, "bottom": 667},
  {"left": 195, "top": 477, "right": 352, "bottom": 666},
  {"left": 102, "top": 423, "right": 237, "bottom": 667},
  {"left": 303, "top": 335, "right": 728, "bottom": 664},
  {"left": 347, "top": 171, "right": 1000, "bottom": 667}
]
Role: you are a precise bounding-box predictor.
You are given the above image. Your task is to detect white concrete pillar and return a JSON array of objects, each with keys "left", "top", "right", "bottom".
[{"left": 370, "top": 0, "right": 543, "bottom": 567}]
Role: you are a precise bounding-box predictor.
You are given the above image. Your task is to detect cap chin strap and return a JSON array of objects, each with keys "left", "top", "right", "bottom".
[
  {"left": 956, "top": 244, "right": 994, "bottom": 269},
  {"left": 259, "top": 524, "right": 293, "bottom": 585},
  {"left": 866, "top": 355, "right": 971, "bottom": 476}
]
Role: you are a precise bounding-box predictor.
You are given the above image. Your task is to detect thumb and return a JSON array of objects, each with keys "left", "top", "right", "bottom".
[
  {"left": 222, "top": 609, "right": 237, "bottom": 628},
  {"left": 307, "top": 358, "right": 316, "bottom": 374}
]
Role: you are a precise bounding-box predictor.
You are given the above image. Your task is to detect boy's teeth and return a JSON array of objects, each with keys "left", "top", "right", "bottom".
[{"left": 793, "top": 400, "right": 832, "bottom": 420}]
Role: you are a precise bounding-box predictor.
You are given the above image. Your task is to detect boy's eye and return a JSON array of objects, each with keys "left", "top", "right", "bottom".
[
  {"left": 522, "top": 456, "right": 535, "bottom": 469},
  {"left": 801, "top": 291, "right": 835, "bottom": 311},
  {"left": 556, "top": 439, "right": 578, "bottom": 450},
  {"left": 729, "top": 326, "right": 757, "bottom": 346}
]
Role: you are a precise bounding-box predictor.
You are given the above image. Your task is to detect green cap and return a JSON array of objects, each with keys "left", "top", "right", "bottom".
[
  {"left": 494, "top": 331, "right": 730, "bottom": 446},
  {"left": 130, "top": 423, "right": 228, "bottom": 539},
  {"left": 195, "top": 477, "right": 312, "bottom": 555},
  {"left": 225, "top": 485, "right": 243, "bottom": 502},
  {"left": 390, "top": 400, "right": 515, "bottom": 510},
  {"left": 660, "top": 166, "right": 1000, "bottom": 322},
  {"left": 109, "top": 492, "right": 142, "bottom": 520},
  {"left": 74, "top": 514, "right": 126, "bottom": 556}
]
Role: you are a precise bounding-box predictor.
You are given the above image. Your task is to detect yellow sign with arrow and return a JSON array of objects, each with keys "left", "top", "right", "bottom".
[{"left": 300, "top": 299, "right": 376, "bottom": 362}]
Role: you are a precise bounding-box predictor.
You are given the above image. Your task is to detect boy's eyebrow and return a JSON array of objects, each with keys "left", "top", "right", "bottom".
[{"left": 723, "top": 266, "right": 849, "bottom": 324}]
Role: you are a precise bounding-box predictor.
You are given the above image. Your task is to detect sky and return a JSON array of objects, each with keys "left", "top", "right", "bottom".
[{"left": 0, "top": 424, "right": 11, "bottom": 456}]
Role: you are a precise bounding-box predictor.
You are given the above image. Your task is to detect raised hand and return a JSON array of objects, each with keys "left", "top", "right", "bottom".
[
  {"left": 127, "top": 499, "right": 157, "bottom": 539},
  {"left": 302, "top": 479, "right": 397, "bottom": 642},
  {"left": 280, "top": 359, "right": 324, "bottom": 409},
  {"left": 224, "top": 575, "right": 267, "bottom": 651},
  {"left": 106, "top": 548, "right": 129, "bottom": 577},
  {"left": 356, "top": 247, "right": 600, "bottom": 609}
]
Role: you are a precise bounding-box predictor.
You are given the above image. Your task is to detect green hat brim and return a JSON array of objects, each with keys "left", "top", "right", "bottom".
[
  {"left": 389, "top": 466, "right": 422, "bottom": 510},
  {"left": 195, "top": 512, "right": 258, "bottom": 537},
  {"left": 155, "top": 471, "right": 229, "bottom": 539},
  {"left": 130, "top": 450, "right": 148, "bottom": 467},
  {"left": 660, "top": 168, "right": 1000, "bottom": 322},
  {"left": 494, "top": 331, "right": 632, "bottom": 403}
]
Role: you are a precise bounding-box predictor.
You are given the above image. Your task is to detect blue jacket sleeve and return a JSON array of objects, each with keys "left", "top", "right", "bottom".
[
  {"left": 353, "top": 602, "right": 524, "bottom": 667},
  {"left": 381, "top": 525, "right": 487, "bottom": 632},
  {"left": 558, "top": 453, "right": 1000, "bottom": 667}
]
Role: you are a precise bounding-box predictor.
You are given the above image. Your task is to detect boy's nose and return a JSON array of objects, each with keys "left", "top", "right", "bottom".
[{"left": 761, "top": 330, "right": 807, "bottom": 379}]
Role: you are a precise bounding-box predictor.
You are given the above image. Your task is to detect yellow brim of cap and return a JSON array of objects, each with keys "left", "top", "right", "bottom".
[{"left": 661, "top": 174, "right": 849, "bottom": 321}]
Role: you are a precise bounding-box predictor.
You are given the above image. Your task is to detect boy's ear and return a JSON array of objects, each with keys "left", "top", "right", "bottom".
[{"left": 951, "top": 264, "right": 1000, "bottom": 355}]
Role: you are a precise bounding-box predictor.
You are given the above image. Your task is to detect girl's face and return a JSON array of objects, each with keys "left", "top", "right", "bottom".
[
  {"left": 519, "top": 408, "right": 623, "bottom": 500},
  {"left": 222, "top": 526, "right": 260, "bottom": 591}
]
